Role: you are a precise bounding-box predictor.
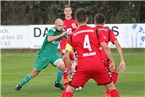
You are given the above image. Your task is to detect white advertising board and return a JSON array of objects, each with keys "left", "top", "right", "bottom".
[
  {"left": 30, "top": 25, "right": 54, "bottom": 49},
  {"left": 30, "top": 24, "right": 145, "bottom": 48},
  {"left": 0, "top": 24, "right": 145, "bottom": 49},
  {"left": 104, "top": 24, "right": 145, "bottom": 48},
  {"left": 0, "top": 26, "right": 30, "bottom": 49}
]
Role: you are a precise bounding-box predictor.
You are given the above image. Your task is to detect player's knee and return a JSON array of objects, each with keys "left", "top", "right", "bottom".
[
  {"left": 30, "top": 69, "right": 40, "bottom": 78},
  {"left": 105, "top": 82, "right": 116, "bottom": 91},
  {"left": 30, "top": 73, "right": 37, "bottom": 78},
  {"left": 55, "top": 59, "right": 65, "bottom": 71},
  {"left": 58, "top": 64, "right": 65, "bottom": 71},
  {"left": 66, "top": 85, "right": 76, "bottom": 93}
]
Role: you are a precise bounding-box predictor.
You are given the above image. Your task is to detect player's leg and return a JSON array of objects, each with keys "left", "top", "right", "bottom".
[
  {"left": 15, "top": 69, "right": 40, "bottom": 91},
  {"left": 71, "top": 60, "right": 82, "bottom": 92},
  {"left": 105, "top": 71, "right": 118, "bottom": 96},
  {"left": 63, "top": 60, "right": 69, "bottom": 85},
  {"left": 62, "top": 52, "right": 75, "bottom": 86},
  {"left": 53, "top": 55, "right": 65, "bottom": 90},
  {"left": 60, "top": 45, "right": 69, "bottom": 85},
  {"left": 15, "top": 56, "right": 50, "bottom": 91},
  {"left": 55, "top": 69, "right": 65, "bottom": 90},
  {"left": 63, "top": 85, "right": 75, "bottom": 97},
  {"left": 94, "top": 61, "right": 120, "bottom": 97},
  {"left": 61, "top": 84, "right": 68, "bottom": 97},
  {"left": 104, "top": 62, "right": 118, "bottom": 97},
  {"left": 61, "top": 61, "right": 77, "bottom": 97},
  {"left": 62, "top": 64, "right": 89, "bottom": 97},
  {"left": 63, "top": 57, "right": 76, "bottom": 86},
  {"left": 104, "top": 82, "right": 120, "bottom": 97}
]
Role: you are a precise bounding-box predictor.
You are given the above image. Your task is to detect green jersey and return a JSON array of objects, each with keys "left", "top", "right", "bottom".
[{"left": 37, "top": 27, "right": 66, "bottom": 58}]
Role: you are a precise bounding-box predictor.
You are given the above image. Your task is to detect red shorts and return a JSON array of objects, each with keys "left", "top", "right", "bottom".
[
  {"left": 69, "top": 61, "right": 112, "bottom": 88},
  {"left": 103, "top": 60, "right": 110, "bottom": 68}
]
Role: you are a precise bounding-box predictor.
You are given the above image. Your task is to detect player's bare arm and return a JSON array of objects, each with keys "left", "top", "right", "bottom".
[
  {"left": 72, "top": 23, "right": 78, "bottom": 29},
  {"left": 47, "top": 32, "right": 66, "bottom": 42},
  {"left": 114, "top": 40, "right": 126, "bottom": 73},
  {"left": 100, "top": 42, "right": 115, "bottom": 72}
]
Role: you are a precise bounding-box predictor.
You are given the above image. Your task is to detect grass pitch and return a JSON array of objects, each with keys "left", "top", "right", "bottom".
[{"left": 1, "top": 49, "right": 145, "bottom": 97}]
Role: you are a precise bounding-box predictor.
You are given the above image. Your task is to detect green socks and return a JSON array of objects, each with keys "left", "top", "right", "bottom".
[
  {"left": 55, "top": 70, "right": 64, "bottom": 83},
  {"left": 19, "top": 74, "right": 32, "bottom": 87},
  {"left": 19, "top": 70, "right": 63, "bottom": 87}
]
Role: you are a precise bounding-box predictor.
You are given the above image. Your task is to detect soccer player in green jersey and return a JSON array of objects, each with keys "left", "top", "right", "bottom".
[{"left": 15, "top": 18, "right": 66, "bottom": 91}]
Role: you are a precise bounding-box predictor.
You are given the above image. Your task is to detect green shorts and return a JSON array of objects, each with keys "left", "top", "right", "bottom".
[{"left": 33, "top": 53, "right": 62, "bottom": 70}]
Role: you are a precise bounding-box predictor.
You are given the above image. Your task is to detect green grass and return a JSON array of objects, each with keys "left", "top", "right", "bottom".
[{"left": 1, "top": 49, "right": 145, "bottom": 97}]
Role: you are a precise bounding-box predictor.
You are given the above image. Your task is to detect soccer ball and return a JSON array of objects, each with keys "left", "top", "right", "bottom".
[{"left": 75, "top": 86, "right": 82, "bottom": 92}]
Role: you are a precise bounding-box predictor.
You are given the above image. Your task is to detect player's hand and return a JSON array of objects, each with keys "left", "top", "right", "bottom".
[
  {"left": 66, "top": 30, "right": 72, "bottom": 35},
  {"left": 109, "top": 61, "right": 116, "bottom": 72},
  {"left": 119, "top": 61, "right": 126, "bottom": 73},
  {"left": 61, "top": 31, "right": 66, "bottom": 37},
  {"left": 72, "top": 23, "right": 77, "bottom": 29}
]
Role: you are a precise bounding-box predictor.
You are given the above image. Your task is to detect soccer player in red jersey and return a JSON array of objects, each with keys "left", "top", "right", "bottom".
[
  {"left": 60, "top": 5, "right": 77, "bottom": 55},
  {"left": 63, "top": 5, "right": 77, "bottom": 33},
  {"left": 94, "top": 13, "right": 126, "bottom": 97},
  {"left": 60, "top": 5, "right": 77, "bottom": 85},
  {"left": 61, "top": 8, "right": 120, "bottom": 97}
]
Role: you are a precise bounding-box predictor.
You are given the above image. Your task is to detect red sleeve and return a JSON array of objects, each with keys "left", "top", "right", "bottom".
[
  {"left": 98, "top": 30, "right": 108, "bottom": 43},
  {"left": 110, "top": 30, "right": 117, "bottom": 44},
  {"left": 67, "top": 35, "right": 72, "bottom": 46}
]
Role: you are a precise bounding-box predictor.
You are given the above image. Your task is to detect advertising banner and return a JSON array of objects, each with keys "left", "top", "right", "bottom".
[
  {"left": 0, "top": 24, "right": 145, "bottom": 49},
  {"left": 105, "top": 24, "right": 145, "bottom": 48},
  {"left": 30, "top": 25, "right": 54, "bottom": 49},
  {"left": 0, "top": 26, "right": 30, "bottom": 49}
]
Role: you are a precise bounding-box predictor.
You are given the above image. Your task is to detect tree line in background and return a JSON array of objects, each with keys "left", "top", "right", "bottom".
[{"left": 1, "top": 1, "right": 145, "bottom": 25}]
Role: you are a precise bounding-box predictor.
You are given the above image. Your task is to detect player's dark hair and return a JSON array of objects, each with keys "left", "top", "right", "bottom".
[
  {"left": 75, "top": 8, "right": 87, "bottom": 23},
  {"left": 94, "top": 13, "right": 106, "bottom": 24}
]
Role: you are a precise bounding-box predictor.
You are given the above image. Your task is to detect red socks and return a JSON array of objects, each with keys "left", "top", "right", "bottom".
[
  {"left": 62, "top": 64, "right": 68, "bottom": 96},
  {"left": 63, "top": 68, "right": 68, "bottom": 85},
  {"left": 63, "top": 60, "right": 68, "bottom": 85},
  {"left": 61, "top": 88, "right": 66, "bottom": 97},
  {"left": 104, "top": 72, "right": 118, "bottom": 96},
  {"left": 61, "top": 85, "right": 73, "bottom": 97},
  {"left": 64, "top": 92, "right": 73, "bottom": 97},
  {"left": 109, "top": 89, "right": 120, "bottom": 97},
  {"left": 61, "top": 85, "right": 68, "bottom": 97}
]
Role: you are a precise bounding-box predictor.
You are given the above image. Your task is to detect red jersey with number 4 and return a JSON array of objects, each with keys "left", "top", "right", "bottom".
[
  {"left": 60, "top": 18, "right": 77, "bottom": 54},
  {"left": 67, "top": 25, "right": 107, "bottom": 64},
  {"left": 96, "top": 26, "right": 117, "bottom": 61},
  {"left": 67, "top": 25, "right": 112, "bottom": 87}
]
